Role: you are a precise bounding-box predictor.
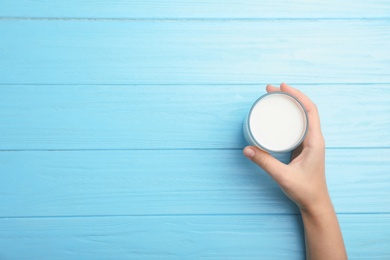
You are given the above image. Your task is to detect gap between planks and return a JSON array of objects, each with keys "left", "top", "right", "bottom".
[
  {"left": 0, "top": 147, "right": 389, "bottom": 152},
  {"left": 0, "top": 17, "right": 390, "bottom": 22},
  {"left": 1, "top": 212, "right": 390, "bottom": 220},
  {"left": 1, "top": 83, "right": 390, "bottom": 86}
]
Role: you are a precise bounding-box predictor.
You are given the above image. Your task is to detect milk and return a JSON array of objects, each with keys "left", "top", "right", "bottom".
[{"left": 243, "top": 92, "right": 308, "bottom": 152}]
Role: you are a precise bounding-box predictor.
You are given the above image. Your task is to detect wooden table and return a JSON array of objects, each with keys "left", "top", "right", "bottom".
[{"left": 1, "top": 1, "right": 389, "bottom": 259}]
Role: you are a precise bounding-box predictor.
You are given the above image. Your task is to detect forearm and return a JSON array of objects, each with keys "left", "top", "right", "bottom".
[{"left": 300, "top": 197, "right": 347, "bottom": 260}]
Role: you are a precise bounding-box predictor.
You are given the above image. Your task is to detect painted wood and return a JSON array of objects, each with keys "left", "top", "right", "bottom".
[
  {"left": 1, "top": 21, "right": 389, "bottom": 84},
  {"left": 0, "top": 85, "right": 389, "bottom": 149},
  {"left": 0, "top": 149, "right": 389, "bottom": 217},
  {"left": 0, "top": 0, "right": 389, "bottom": 19},
  {"left": 0, "top": 214, "right": 388, "bottom": 259},
  {"left": 1, "top": 1, "right": 389, "bottom": 258}
]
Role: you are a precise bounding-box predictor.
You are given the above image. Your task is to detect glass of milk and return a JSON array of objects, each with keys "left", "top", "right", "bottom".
[{"left": 243, "top": 92, "right": 308, "bottom": 153}]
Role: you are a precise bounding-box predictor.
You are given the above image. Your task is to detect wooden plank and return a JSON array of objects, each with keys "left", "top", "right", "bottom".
[
  {"left": 1, "top": 20, "right": 389, "bottom": 84},
  {"left": 0, "top": 85, "right": 389, "bottom": 149},
  {"left": 0, "top": 0, "right": 389, "bottom": 18},
  {"left": 0, "top": 214, "right": 388, "bottom": 259},
  {"left": 0, "top": 149, "right": 389, "bottom": 217}
]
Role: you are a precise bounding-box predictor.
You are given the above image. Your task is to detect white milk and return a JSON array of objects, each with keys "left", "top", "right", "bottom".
[{"left": 243, "top": 92, "right": 308, "bottom": 152}]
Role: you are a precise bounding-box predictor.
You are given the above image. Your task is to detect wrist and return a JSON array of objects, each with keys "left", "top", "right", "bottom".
[{"left": 299, "top": 195, "right": 334, "bottom": 219}]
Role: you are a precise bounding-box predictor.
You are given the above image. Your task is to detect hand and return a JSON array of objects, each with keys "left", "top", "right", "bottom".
[
  {"left": 243, "top": 83, "right": 329, "bottom": 214},
  {"left": 243, "top": 83, "right": 347, "bottom": 260}
]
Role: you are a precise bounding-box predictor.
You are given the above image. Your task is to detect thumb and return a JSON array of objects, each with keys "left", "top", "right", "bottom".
[{"left": 243, "top": 146, "right": 287, "bottom": 183}]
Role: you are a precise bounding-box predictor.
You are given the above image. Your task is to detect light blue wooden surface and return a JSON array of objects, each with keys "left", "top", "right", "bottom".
[
  {"left": 1, "top": 20, "right": 390, "bottom": 84},
  {"left": 1, "top": 1, "right": 390, "bottom": 259},
  {"left": 1, "top": 85, "right": 389, "bottom": 149},
  {"left": 1, "top": 0, "right": 389, "bottom": 18}
]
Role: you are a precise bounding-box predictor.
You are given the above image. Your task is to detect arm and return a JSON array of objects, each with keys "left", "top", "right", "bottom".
[
  {"left": 243, "top": 83, "right": 347, "bottom": 260},
  {"left": 301, "top": 198, "right": 346, "bottom": 260}
]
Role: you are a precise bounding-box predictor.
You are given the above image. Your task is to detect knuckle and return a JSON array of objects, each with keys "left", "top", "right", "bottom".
[
  {"left": 256, "top": 155, "right": 269, "bottom": 169},
  {"left": 318, "top": 137, "right": 326, "bottom": 148}
]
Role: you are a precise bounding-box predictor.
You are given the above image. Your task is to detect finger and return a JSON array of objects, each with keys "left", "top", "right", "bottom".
[
  {"left": 243, "top": 146, "right": 288, "bottom": 184},
  {"left": 266, "top": 84, "right": 280, "bottom": 93},
  {"left": 280, "top": 83, "right": 316, "bottom": 113},
  {"left": 279, "top": 83, "right": 324, "bottom": 148}
]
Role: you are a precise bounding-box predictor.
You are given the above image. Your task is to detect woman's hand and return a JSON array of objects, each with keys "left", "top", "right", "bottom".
[
  {"left": 243, "top": 83, "right": 347, "bottom": 260},
  {"left": 243, "top": 82, "right": 328, "bottom": 214}
]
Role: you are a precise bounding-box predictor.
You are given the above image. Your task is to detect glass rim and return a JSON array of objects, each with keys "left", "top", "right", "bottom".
[{"left": 246, "top": 92, "right": 309, "bottom": 153}]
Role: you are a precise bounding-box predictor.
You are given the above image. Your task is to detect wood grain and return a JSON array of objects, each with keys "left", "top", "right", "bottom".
[
  {"left": 0, "top": 149, "right": 389, "bottom": 217},
  {"left": 0, "top": 0, "right": 389, "bottom": 18},
  {"left": 0, "top": 214, "right": 389, "bottom": 259},
  {"left": 0, "top": 85, "right": 388, "bottom": 149},
  {"left": 1, "top": 2, "right": 389, "bottom": 258},
  {"left": 1, "top": 20, "right": 389, "bottom": 84}
]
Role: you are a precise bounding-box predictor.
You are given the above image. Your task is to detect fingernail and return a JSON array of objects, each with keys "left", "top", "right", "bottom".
[{"left": 243, "top": 147, "right": 256, "bottom": 158}]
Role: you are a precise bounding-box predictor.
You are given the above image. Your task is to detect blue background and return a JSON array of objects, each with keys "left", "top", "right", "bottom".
[{"left": 0, "top": 1, "right": 389, "bottom": 259}]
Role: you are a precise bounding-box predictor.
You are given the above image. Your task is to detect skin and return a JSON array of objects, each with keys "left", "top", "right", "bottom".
[{"left": 243, "top": 83, "right": 347, "bottom": 260}]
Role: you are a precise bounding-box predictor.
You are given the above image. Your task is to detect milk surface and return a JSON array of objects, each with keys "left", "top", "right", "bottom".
[{"left": 249, "top": 93, "right": 307, "bottom": 152}]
